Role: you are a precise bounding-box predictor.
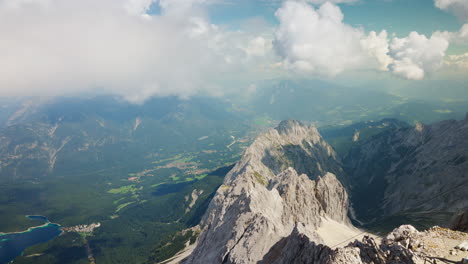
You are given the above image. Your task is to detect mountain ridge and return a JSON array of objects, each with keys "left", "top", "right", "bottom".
[
  {"left": 344, "top": 114, "right": 468, "bottom": 223},
  {"left": 185, "top": 120, "right": 362, "bottom": 263},
  {"left": 182, "top": 117, "right": 468, "bottom": 264}
]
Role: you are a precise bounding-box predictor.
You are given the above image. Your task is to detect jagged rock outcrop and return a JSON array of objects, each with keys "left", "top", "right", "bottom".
[
  {"left": 450, "top": 211, "right": 468, "bottom": 232},
  {"left": 181, "top": 119, "right": 468, "bottom": 264},
  {"left": 344, "top": 116, "right": 468, "bottom": 222},
  {"left": 259, "top": 227, "right": 339, "bottom": 264},
  {"left": 260, "top": 224, "right": 468, "bottom": 264},
  {"left": 185, "top": 120, "right": 351, "bottom": 264},
  {"left": 258, "top": 227, "right": 372, "bottom": 264},
  {"left": 260, "top": 225, "right": 400, "bottom": 264}
]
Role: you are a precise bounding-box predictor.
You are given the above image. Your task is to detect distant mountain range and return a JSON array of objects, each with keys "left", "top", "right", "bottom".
[
  {"left": 245, "top": 79, "right": 468, "bottom": 126},
  {"left": 0, "top": 96, "right": 248, "bottom": 181}
]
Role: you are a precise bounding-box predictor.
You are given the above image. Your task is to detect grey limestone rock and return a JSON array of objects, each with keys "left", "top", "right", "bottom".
[
  {"left": 183, "top": 119, "right": 466, "bottom": 264},
  {"left": 185, "top": 120, "right": 349, "bottom": 264}
]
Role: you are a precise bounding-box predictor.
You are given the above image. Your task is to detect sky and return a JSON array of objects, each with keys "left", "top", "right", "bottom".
[{"left": 0, "top": 0, "right": 466, "bottom": 103}]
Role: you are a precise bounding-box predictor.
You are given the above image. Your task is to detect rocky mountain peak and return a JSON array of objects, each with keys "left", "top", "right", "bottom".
[
  {"left": 181, "top": 117, "right": 468, "bottom": 264},
  {"left": 226, "top": 120, "right": 341, "bottom": 184},
  {"left": 276, "top": 119, "right": 306, "bottom": 135},
  {"left": 273, "top": 120, "right": 322, "bottom": 145},
  {"left": 184, "top": 120, "right": 355, "bottom": 264}
]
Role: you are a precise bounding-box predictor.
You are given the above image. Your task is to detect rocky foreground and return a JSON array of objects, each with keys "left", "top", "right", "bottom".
[
  {"left": 179, "top": 120, "right": 468, "bottom": 264},
  {"left": 258, "top": 224, "right": 468, "bottom": 264}
]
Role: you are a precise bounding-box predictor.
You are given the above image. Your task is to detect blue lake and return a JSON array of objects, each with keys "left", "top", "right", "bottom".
[{"left": 0, "top": 216, "right": 62, "bottom": 263}]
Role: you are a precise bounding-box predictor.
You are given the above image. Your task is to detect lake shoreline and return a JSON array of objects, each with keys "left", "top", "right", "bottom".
[
  {"left": 0, "top": 215, "right": 63, "bottom": 263},
  {"left": 0, "top": 215, "right": 62, "bottom": 236}
]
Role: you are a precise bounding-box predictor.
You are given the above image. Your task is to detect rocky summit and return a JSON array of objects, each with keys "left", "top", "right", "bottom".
[
  {"left": 184, "top": 120, "right": 362, "bottom": 264},
  {"left": 181, "top": 119, "right": 468, "bottom": 264}
]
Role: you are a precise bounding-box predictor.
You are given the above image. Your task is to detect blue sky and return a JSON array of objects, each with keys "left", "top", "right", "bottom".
[{"left": 341, "top": 0, "right": 461, "bottom": 35}]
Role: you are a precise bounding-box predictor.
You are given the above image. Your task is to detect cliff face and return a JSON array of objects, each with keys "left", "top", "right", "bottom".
[
  {"left": 185, "top": 120, "right": 352, "bottom": 264},
  {"left": 344, "top": 116, "right": 468, "bottom": 222},
  {"left": 450, "top": 211, "right": 468, "bottom": 232}
]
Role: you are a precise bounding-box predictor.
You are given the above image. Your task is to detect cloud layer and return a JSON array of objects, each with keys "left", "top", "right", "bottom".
[
  {"left": 445, "top": 52, "right": 468, "bottom": 70},
  {"left": 434, "top": 0, "right": 468, "bottom": 21},
  {"left": 0, "top": 0, "right": 466, "bottom": 102},
  {"left": 273, "top": 1, "right": 451, "bottom": 80},
  {"left": 273, "top": 2, "right": 370, "bottom": 76},
  {"left": 302, "top": 0, "right": 357, "bottom": 4},
  {"left": 0, "top": 0, "right": 269, "bottom": 102},
  {"left": 435, "top": 23, "right": 468, "bottom": 44},
  {"left": 389, "top": 32, "right": 449, "bottom": 80}
]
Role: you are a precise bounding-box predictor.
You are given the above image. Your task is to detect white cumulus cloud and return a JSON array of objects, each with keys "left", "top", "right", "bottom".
[
  {"left": 434, "top": 23, "right": 468, "bottom": 44},
  {"left": 245, "top": 37, "right": 272, "bottom": 57},
  {"left": 303, "top": 0, "right": 357, "bottom": 4},
  {"left": 273, "top": 1, "right": 371, "bottom": 76},
  {"left": 434, "top": 0, "right": 468, "bottom": 21},
  {"left": 388, "top": 32, "right": 449, "bottom": 80},
  {"left": 261, "top": 0, "right": 357, "bottom": 5},
  {"left": 445, "top": 52, "right": 468, "bottom": 70},
  {"left": 0, "top": 0, "right": 269, "bottom": 103},
  {"left": 273, "top": 1, "right": 451, "bottom": 80},
  {"left": 361, "top": 30, "right": 393, "bottom": 71}
]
